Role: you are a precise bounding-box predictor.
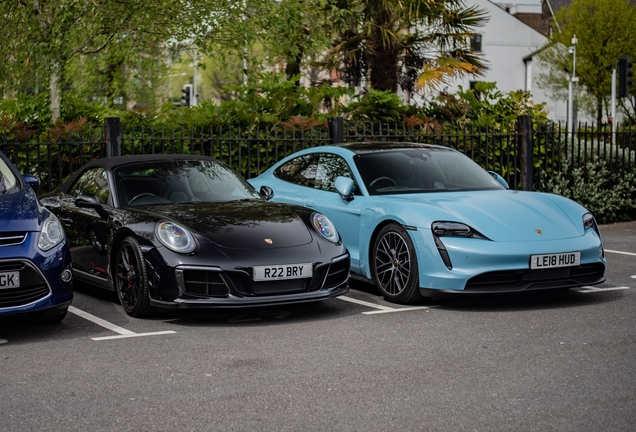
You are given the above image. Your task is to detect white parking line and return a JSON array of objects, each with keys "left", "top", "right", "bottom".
[
  {"left": 605, "top": 249, "right": 636, "bottom": 257},
  {"left": 578, "top": 286, "right": 630, "bottom": 293},
  {"left": 68, "top": 306, "right": 175, "bottom": 341},
  {"left": 338, "top": 295, "right": 428, "bottom": 314}
]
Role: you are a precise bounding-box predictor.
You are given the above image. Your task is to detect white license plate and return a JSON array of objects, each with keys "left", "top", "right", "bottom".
[
  {"left": 0, "top": 271, "right": 20, "bottom": 288},
  {"left": 530, "top": 252, "right": 580, "bottom": 269},
  {"left": 253, "top": 263, "right": 313, "bottom": 281}
]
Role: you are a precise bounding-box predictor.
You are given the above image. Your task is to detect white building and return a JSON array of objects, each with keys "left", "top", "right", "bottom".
[{"left": 416, "top": 0, "right": 574, "bottom": 123}]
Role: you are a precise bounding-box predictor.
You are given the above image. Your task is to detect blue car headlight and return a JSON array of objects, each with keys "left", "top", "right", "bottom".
[
  {"left": 583, "top": 213, "right": 600, "bottom": 235},
  {"left": 38, "top": 212, "right": 65, "bottom": 251},
  {"left": 311, "top": 213, "right": 339, "bottom": 244},
  {"left": 156, "top": 221, "right": 196, "bottom": 253}
]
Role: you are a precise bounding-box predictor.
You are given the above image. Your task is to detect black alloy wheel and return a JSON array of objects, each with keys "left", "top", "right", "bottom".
[
  {"left": 371, "top": 223, "right": 422, "bottom": 304},
  {"left": 115, "top": 236, "right": 153, "bottom": 317}
]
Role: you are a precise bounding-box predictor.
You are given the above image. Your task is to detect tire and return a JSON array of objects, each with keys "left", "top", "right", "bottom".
[
  {"left": 31, "top": 307, "right": 68, "bottom": 324},
  {"left": 371, "top": 223, "right": 422, "bottom": 304},
  {"left": 115, "top": 236, "right": 154, "bottom": 317}
]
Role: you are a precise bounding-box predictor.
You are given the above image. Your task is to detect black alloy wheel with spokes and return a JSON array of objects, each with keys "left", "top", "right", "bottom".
[
  {"left": 371, "top": 223, "right": 422, "bottom": 304},
  {"left": 115, "top": 236, "right": 153, "bottom": 317}
]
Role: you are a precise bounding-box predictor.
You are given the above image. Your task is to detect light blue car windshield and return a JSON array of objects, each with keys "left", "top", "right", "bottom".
[{"left": 354, "top": 148, "right": 505, "bottom": 195}]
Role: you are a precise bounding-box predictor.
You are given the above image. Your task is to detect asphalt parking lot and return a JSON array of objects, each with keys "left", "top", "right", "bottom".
[{"left": 1, "top": 221, "right": 635, "bottom": 431}]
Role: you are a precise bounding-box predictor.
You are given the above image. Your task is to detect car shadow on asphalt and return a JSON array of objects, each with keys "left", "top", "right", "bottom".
[{"left": 427, "top": 288, "right": 625, "bottom": 312}]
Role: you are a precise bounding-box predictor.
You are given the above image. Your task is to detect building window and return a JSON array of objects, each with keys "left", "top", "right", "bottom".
[{"left": 471, "top": 34, "right": 482, "bottom": 52}]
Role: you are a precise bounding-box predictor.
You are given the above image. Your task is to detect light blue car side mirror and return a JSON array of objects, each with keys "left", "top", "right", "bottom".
[
  {"left": 335, "top": 176, "right": 355, "bottom": 202},
  {"left": 487, "top": 171, "right": 509, "bottom": 190}
]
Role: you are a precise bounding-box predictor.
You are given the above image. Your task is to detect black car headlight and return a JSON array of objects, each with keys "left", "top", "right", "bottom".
[
  {"left": 432, "top": 221, "right": 473, "bottom": 237},
  {"left": 38, "top": 212, "right": 65, "bottom": 251},
  {"left": 583, "top": 213, "right": 601, "bottom": 236},
  {"left": 156, "top": 221, "right": 196, "bottom": 254},
  {"left": 311, "top": 213, "right": 339, "bottom": 244}
]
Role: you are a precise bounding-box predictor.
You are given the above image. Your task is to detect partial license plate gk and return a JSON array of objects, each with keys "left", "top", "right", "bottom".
[
  {"left": 0, "top": 271, "right": 20, "bottom": 288},
  {"left": 253, "top": 263, "right": 313, "bottom": 281},
  {"left": 531, "top": 252, "right": 580, "bottom": 270}
]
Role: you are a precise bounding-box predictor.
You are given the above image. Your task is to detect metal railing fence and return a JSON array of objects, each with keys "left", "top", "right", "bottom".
[{"left": 2, "top": 117, "right": 635, "bottom": 194}]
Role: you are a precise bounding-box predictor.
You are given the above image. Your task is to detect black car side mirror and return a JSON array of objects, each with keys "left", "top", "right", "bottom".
[
  {"left": 260, "top": 185, "right": 274, "bottom": 201},
  {"left": 75, "top": 193, "right": 109, "bottom": 218}
]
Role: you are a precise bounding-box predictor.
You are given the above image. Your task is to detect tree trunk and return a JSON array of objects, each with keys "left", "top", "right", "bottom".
[
  {"left": 49, "top": 62, "right": 61, "bottom": 124},
  {"left": 368, "top": 14, "right": 399, "bottom": 93},
  {"left": 285, "top": 49, "right": 303, "bottom": 86}
]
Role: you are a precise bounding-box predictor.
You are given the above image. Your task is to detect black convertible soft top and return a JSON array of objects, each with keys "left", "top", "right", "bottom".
[{"left": 59, "top": 154, "right": 219, "bottom": 193}]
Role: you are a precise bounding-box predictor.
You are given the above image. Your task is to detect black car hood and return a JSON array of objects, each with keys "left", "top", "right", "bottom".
[
  {"left": 141, "top": 200, "right": 313, "bottom": 249},
  {"left": 0, "top": 187, "right": 41, "bottom": 232}
]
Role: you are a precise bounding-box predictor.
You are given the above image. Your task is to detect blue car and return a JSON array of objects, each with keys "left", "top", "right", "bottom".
[
  {"left": 0, "top": 151, "right": 73, "bottom": 323},
  {"left": 249, "top": 142, "right": 606, "bottom": 304}
]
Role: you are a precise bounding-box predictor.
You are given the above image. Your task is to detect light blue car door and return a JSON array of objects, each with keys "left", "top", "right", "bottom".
[{"left": 301, "top": 154, "right": 365, "bottom": 272}]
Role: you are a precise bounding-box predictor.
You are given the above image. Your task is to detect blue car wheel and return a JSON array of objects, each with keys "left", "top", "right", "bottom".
[{"left": 372, "top": 224, "right": 422, "bottom": 304}]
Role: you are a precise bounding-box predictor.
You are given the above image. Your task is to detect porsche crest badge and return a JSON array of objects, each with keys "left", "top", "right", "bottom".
[
  {"left": 535, "top": 229, "right": 543, "bottom": 235},
  {"left": 264, "top": 238, "right": 273, "bottom": 244}
]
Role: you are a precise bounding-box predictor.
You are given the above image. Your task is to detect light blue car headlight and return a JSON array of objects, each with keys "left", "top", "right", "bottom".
[
  {"left": 311, "top": 213, "right": 339, "bottom": 244},
  {"left": 583, "top": 213, "right": 601, "bottom": 237},
  {"left": 38, "top": 212, "right": 65, "bottom": 251},
  {"left": 156, "top": 221, "right": 196, "bottom": 253}
]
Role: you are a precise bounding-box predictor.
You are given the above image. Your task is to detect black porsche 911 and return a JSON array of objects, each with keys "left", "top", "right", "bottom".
[{"left": 40, "top": 154, "right": 350, "bottom": 317}]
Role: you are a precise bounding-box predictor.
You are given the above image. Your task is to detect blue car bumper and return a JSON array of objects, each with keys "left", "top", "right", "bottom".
[
  {"left": 409, "top": 229, "right": 606, "bottom": 293},
  {"left": 0, "top": 232, "right": 73, "bottom": 316}
]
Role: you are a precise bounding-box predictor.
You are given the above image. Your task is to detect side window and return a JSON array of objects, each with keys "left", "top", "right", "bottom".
[
  {"left": 274, "top": 154, "right": 318, "bottom": 188},
  {"left": 315, "top": 154, "right": 357, "bottom": 193},
  {"left": 68, "top": 168, "right": 110, "bottom": 205}
]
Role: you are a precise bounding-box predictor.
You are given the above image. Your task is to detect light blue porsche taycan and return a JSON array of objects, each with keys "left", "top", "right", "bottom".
[{"left": 248, "top": 142, "right": 606, "bottom": 304}]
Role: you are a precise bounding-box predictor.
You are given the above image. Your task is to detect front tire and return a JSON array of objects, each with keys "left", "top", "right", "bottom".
[
  {"left": 371, "top": 223, "right": 422, "bottom": 304},
  {"left": 115, "top": 236, "right": 154, "bottom": 317}
]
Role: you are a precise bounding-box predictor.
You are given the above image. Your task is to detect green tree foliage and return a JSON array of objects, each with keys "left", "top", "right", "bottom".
[
  {"left": 324, "top": 0, "right": 488, "bottom": 95},
  {"left": 428, "top": 82, "right": 550, "bottom": 127},
  {"left": 191, "top": 0, "right": 333, "bottom": 84},
  {"left": 0, "top": 0, "right": 196, "bottom": 124},
  {"left": 536, "top": 0, "right": 636, "bottom": 124}
]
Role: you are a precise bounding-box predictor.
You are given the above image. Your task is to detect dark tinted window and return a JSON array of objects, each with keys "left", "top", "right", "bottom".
[
  {"left": 315, "top": 154, "right": 357, "bottom": 193},
  {"left": 69, "top": 168, "right": 110, "bottom": 204},
  {"left": 115, "top": 159, "right": 260, "bottom": 207},
  {"left": 274, "top": 154, "right": 318, "bottom": 188},
  {"left": 354, "top": 148, "right": 505, "bottom": 195},
  {"left": 276, "top": 153, "right": 359, "bottom": 194}
]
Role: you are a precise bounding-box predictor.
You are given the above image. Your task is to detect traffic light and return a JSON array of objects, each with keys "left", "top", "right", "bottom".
[
  {"left": 618, "top": 55, "right": 633, "bottom": 98},
  {"left": 181, "top": 84, "right": 192, "bottom": 107}
]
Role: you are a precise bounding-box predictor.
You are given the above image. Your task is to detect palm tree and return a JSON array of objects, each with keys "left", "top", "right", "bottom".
[{"left": 325, "top": 0, "right": 489, "bottom": 96}]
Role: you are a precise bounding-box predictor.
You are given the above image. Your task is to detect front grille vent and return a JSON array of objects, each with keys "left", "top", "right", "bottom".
[
  {"left": 0, "top": 232, "right": 26, "bottom": 247},
  {"left": 465, "top": 263, "right": 606, "bottom": 292},
  {"left": 179, "top": 268, "right": 229, "bottom": 297},
  {"left": 0, "top": 260, "right": 50, "bottom": 307}
]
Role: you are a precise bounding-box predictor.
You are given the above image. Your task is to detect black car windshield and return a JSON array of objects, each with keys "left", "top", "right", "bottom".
[
  {"left": 0, "top": 156, "right": 20, "bottom": 195},
  {"left": 354, "top": 148, "right": 505, "bottom": 195},
  {"left": 115, "top": 159, "right": 261, "bottom": 207}
]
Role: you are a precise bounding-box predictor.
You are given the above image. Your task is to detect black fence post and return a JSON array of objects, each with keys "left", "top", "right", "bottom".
[
  {"left": 517, "top": 115, "right": 533, "bottom": 191},
  {"left": 105, "top": 117, "right": 121, "bottom": 157},
  {"left": 328, "top": 116, "right": 344, "bottom": 145}
]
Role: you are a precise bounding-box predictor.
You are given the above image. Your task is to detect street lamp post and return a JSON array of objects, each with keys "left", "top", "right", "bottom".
[{"left": 567, "top": 35, "right": 578, "bottom": 136}]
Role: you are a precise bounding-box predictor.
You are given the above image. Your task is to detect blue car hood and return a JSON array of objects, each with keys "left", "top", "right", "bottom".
[
  {"left": 0, "top": 187, "right": 41, "bottom": 232},
  {"left": 397, "top": 190, "right": 584, "bottom": 242}
]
